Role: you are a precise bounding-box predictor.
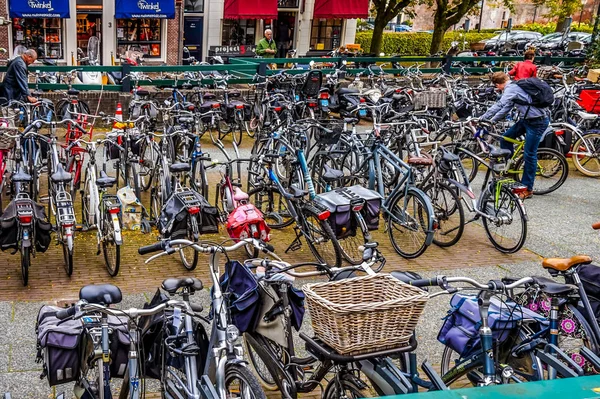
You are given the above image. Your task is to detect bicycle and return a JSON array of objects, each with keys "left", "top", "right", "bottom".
[{"left": 138, "top": 238, "right": 271, "bottom": 398}]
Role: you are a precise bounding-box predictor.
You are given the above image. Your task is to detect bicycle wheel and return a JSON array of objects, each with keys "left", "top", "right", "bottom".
[
  {"left": 179, "top": 216, "right": 199, "bottom": 271},
  {"left": 191, "top": 158, "right": 208, "bottom": 199},
  {"left": 232, "top": 121, "right": 243, "bottom": 146},
  {"left": 102, "top": 212, "right": 121, "bottom": 277},
  {"left": 224, "top": 363, "right": 267, "bottom": 399},
  {"left": 303, "top": 206, "right": 343, "bottom": 268},
  {"left": 337, "top": 213, "right": 370, "bottom": 265},
  {"left": 386, "top": 189, "right": 432, "bottom": 259},
  {"left": 422, "top": 181, "right": 465, "bottom": 247},
  {"left": 140, "top": 140, "right": 158, "bottom": 192},
  {"left": 323, "top": 377, "right": 374, "bottom": 399},
  {"left": 21, "top": 246, "right": 30, "bottom": 286},
  {"left": 126, "top": 163, "right": 143, "bottom": 205},
  {"left": 243, "top": 334, "right": 282, "bottom": 391},
  {"left": 81, "top": 170, "right": 96, "bottom": 228},
  {"left": 62, "top": 235, "right": 74, "bottom": 277},
  {"left": 481, "top": 185, "right": 527, "bottom": 253},
  {"left": 310, "top": 153, "right": 343, "bottom": 194},
  {"left": 513, "top": 147, "right": 568, "bottom": 195},
  {"left": 572, "top": 133, "right": 600, "bottom": 177},
  {"left": 247, "top": 185, "right": 294, "bottom": 229},
  {"left": 440, "top": 329, "right": 543, "bottom": 388}
]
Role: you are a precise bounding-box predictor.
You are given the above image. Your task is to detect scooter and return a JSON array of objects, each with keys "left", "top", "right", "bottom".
[{"left": 323, "top": 67, "right": 366, "bottom": 119}]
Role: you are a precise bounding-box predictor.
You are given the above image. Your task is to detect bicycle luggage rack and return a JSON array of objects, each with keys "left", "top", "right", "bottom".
[
  {"left": 56, "top": 191, "right": 76, "bottom": 227},
  {"left": 175, "top": 190, "right": 203, "bottom": 209},
  {"left": 15, "top": 194, "right": 34, "bottom": 221}
]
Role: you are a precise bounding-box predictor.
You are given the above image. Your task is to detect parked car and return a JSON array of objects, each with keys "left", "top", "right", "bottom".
[
  {"left": 482, "top": 30, "right": 543, "bottom": 53},
  {"left": 526, "top": 32, "right": 591, "bottom": 52},
  {"left": 395, "top": 24, "right": 412, "bottom": 32}
]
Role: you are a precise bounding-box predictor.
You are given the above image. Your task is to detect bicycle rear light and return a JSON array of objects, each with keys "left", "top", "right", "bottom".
[
  {"left": 188, "top": 206, "right": 200, "bottom": 215},
  {"left": 317, "top": 210, "right": 331, "bottom": 221}
]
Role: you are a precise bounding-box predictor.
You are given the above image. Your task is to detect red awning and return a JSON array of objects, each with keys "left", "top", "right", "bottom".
[
  {"left": 223, "top": 0, "right": 277, "bottom": 19},
  {"left": 313, "top": 0, "right": 369, "bottom": 19}
]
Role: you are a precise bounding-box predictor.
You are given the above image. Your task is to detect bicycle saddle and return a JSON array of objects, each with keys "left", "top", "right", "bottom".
[
  {"left": 136, "top": 89, "right": 150, "bottom": 97},
  {"left": 337, "top": 88, "right": 359, "bottom": 95},
  {"left": 96, "top": 171, "right": 117, "bottom": 188},
  {"left": 12, "top": 170, "right": 32, "bottom": 183},
  {"left": 50, "top": 165, "right": 72, "bottom": 183},
  {"left": 407, "top": 153, "right": 434, "bottom": 166},
  {"left": 79, "top": 284, "right": 122, "bottom": 305},
  {"left": 542, "top": 255, "right": 592, "bottom": 272},
  {"left": 321, "top": 164, "right": 345, "bottom": 183},
  {"left": 343, "top": 117, "right": 358, "bottom": 125},
  {"left": 289, "top": 185, "right": 308, "bottom": 198},
  {"left": 67, "top": 88, "right": 80, "bottom": 96},
  {"left": 233, "top": 187, "right": 249, "bottom": 202},
  {"left": 161, "top": 277, "right": 203, "bottom": 295},
  {"left": 202, "top": 92, "right": 217, "bottom": 100},
  {"left": 487, "top": 144, "right": 512, "bottom": 159},
  {"left": 442, "top": 151, "right": 460, "bottom": 162},
  {"left": 531, "top": 276, "right": 578, "bottom": 296},
  {"left": 169, "top": 163, "right": 191, "bottom": 173}
]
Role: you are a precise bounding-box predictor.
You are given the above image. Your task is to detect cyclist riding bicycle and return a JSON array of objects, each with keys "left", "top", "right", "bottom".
[{"left": 481, "top": 72, "right": 551, "bottom": 200}]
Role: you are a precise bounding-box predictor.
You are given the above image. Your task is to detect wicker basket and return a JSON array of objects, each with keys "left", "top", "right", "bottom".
[
  {"left": 414, "top": 90, "right": 447, "bottom": 110},
  {"left": 303, "top": 273, "right": 428, "bottom": 355}
]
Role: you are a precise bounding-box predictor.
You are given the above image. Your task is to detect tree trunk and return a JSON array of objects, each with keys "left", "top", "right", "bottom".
[
  {"left": 429, "top": 24, "right": 447, "bottom": 55},
  {"left": 555, "top": 18, "right": 567, "bottom": 33},
  {"left": 371, "top": 16, "right": 388, "bottom": 55}
]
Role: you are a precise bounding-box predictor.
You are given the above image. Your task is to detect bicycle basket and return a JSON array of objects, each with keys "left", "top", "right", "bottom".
[
  {"left": 414, "top": 89, "right": 447, "bottom": 110},
  {"left": 315, "top": 123, "right": 344, "bottom": 145},
  {"left": 303, "top": 274, "right": 427, "bottom": 355}
]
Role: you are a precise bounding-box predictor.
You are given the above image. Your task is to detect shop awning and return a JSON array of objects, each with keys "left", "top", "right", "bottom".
[
  {"left": 313, "top": 0, "right": 369, "bottom": 19},
  {"left": 9, "top": 0, "right": 70, "bottom": 18},
  {"left": 223, "top": 0, "right": 277, "bottom": 19},
  {"left": 115, "top": 0, "right": 175, "bottom": 19}
]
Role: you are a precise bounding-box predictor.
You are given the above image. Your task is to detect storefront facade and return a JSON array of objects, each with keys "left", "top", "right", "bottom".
[{"left": 0, "top": 0, "right": 365, "bottom": 65}]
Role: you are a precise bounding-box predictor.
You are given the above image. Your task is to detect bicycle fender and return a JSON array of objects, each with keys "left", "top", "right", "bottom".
[
  {"left": 446, "top": 178, "right": 476, "bottom": 199},
  {"left": 111, "top": 214, "right": 123, "bottom": 245},
  {"left": 407, "top": 186, "right": 435, "bottom": 246}
]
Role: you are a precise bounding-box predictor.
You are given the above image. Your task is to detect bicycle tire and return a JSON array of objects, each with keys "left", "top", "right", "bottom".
[
  {"left": 62, "top": 238, "right": 74, "bottom": 277},
  {"left": 21, "top": 246, "right": 30, "bottom": 286},
  {"left": 243, "top": 334, "right": 282, "bottom": 391},
  {"left": 513, "top": 147, "right": 568, "bottom": 195},
  {"left": 224, "top": 363, "right": 267, "bottom": 399},
  {"left": 191, "top": 158, "right": 208, "bottom": 199},
  {"left": 422, "top": 181, "right": 465, "bottom": 247},
  {"left": 322, "top": 376, "right": 374, "bottom": 399},
  {"left": 440, "top": 329, "right": 543, "bottom": 388},
  {"left": 572, "top": 132, "right": 600, "bottom": 177},
  {"left": 140, "top": 140, "right": 157, "bottom": 192},
  {"left": 386, "top": 188, "right": 433, "bottom": 259},
  {"left": 179, "top": 216, "right": 199, "bottom": 271},
  {"left": 102, "top": 213, "right": 121, "bottom": 277},
  {"left": 302, "top": 206, "right": 343, "bottom": 268},
  {"left": 232, "top": 120, "right": 243, "bottom": 146},
  {"left": 247, "top": 185, "right": 295, "bottom": 229},
  {"left": 337, "top": 213, "right": 370, "bottom": 265},
  {"left": 481, "top": 185, "right": 527, "bottom": 253}
]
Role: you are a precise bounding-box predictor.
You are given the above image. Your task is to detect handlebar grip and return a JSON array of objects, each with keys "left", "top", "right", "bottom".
[
  {"left": 262, "top": 243, "right": 275, "bottom": 253},
  {"left": 409, "top": 278, "right": 438, "bottom": 288},
  {"left": 56, "top": 306, "right": 76, "bottom": 320},
  {"left": 138, "top": 241, "right": 166, "bottom": 255}
]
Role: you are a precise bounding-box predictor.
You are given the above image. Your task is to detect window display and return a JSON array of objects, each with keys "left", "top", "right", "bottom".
[
  {"left": 310, "top": 18, "right": 343, "bottom": 51},
  {"left": 12, "top": 18, "right": 63, "bottom": 59},
  {"left": 116, "top": 19, "right": 162, "bottom": 58},
  {"left": 222, "top": 20, "right": 256, "bottom": 46}
]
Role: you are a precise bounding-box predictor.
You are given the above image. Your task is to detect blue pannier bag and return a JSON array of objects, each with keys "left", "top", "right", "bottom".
[
  {"left": 437, "top": 293, "right": 544, "bottom": 357},
  {"left": 215, "top": 260, "right": 261, "bottom": 332}
]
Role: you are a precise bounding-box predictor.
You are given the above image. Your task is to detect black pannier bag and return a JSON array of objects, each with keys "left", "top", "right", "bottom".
[
  {"left": 108, "top": 315, "right": 131, "bottom": 378},
  {"left": 539, "top": 127, "right": 572, "bottom": 157},
  {"left": 0, "top": 198, "right": 52, "bottom": 253},
  {"left": 36, "top": 305, "right": 83, "bottom": 386},
  {"left": 157, "top": 189, "right": 218, "bottom": 239},
  {"left": 106, "top": 132, "right": 144, "bottom": 160},
  {"left": 345, "top": 185, "right": 382, "bottom": 231}
]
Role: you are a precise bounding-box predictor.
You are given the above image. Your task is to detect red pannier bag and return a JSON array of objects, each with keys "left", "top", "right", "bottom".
[{"left": 226, "top": 204, "right": 271, "bottom": 242}]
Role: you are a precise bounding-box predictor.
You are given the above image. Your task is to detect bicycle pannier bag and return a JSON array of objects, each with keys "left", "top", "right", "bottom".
[
  {"left": 226, "top": 204, "right": 270, "bottom": 243},
  {"left": 158, "top": 190, "right": 218, "bottom": 238},
  {"left": 36, "top": 305, "right": 82, "bottom": 386},
  {"left": 539, "top": 128, "right": 572, "bottom": 157},
  {"left": 345, "top": 185, "right": 382, "bottom": 231},
  {"left": 33, "top": 201, "right": 52, "bottom": 253},
  {"left": 0, "top": 204, "right": 18, "bottom": 251},
  {"left": 108, "top": 315, "right": 131, "bottom": 378},
  {"left": 513, "top": 78, "right": 555, "bottom": 109},
  {"left": 314, "top": 191, "right": 354, "bottom": 239},
  {"left": 577, "top": 264, "right": 600, "bottom": 299},
  {"left": 216, "top": 261, "right": 261, "bottom": 333},
  {"left": 437, "top": 294, "right": 541, "bottom": 357}
]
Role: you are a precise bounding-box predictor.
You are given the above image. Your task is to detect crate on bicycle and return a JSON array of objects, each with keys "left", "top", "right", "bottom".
[{"left": 303, "top": 273, "right": 428, "bottom": 355}]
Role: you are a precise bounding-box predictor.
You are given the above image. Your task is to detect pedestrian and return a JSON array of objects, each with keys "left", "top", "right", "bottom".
[
  {"left": 508, "top": 50, "right": 537, "bottom": 80},
  {"left": 276, "top": 20, "right": 291, "bottom": 59},
  {"left": 256, "top": 29, "right": 277, "bottom": 59},
  {"left": 1, "top": 48, "right": 37, "bottom": 105},
  {"left": 480, "top": 72, "right": 551, "bottom": 199}
]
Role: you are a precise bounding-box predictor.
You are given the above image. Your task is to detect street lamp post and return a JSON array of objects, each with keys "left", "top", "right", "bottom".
[{"left": 478, "top": 0, "right": 484, "bottom": 32}]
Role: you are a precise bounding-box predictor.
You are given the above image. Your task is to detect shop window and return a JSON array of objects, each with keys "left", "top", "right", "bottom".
[
  {"left": 222, "top": 20, "right": 256, "bottom": 46},
  {"left": 310, "top": 19, "right": 343, "bottom": 51},
  {"left": 117, "top": 19, "right": 162, "bottom": 58},
  {"left": 12, "top": 18, "right": 63, "bottom": 59},
  {"left": 184, "top": 0, "right": 204, "bottom": 12},
  {"left": 278, "top": 0, "right": 299, "bottom": 7},
  {"left": 77, "top": 14, "right": 102, "bottom": 63}
]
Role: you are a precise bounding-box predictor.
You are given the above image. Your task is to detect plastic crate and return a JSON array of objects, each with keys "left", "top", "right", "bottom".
[{"left": 577, "top": 89, "right": 600, "bottom": 114}]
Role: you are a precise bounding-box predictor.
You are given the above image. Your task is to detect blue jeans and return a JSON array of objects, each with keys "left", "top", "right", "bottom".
[{"left": 500, "top": 117, "right": 550, "bottom": 191}]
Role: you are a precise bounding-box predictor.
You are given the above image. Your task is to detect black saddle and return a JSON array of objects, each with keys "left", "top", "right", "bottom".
[
  {"left": 169, "top": 163, "right": 191, "bottom": 173},
  {"left": 442, "top": 151, "right": 460, "bottom": 162},
  {"left": 162, "top": 277, "right": 203, "bottom": 295},
  {"left": 321, "top": 164, "right": 344, "bottom": 183},
  {"left": 51, "top": 165, "right": 72, "bottom": 184},
  {"left": 79, "top": 284, "right": 122, "bottom": 305},
  {"left": 488, "top": 144, "right": 512, "bottom": 159},
  {"left": 96, "top": 171, "right": 117, "bottom": 189},
  {"left": 289, "top": 185, "right": 308, "bottom": 198},
  {"left": 12, "top": 170, "right": 32, "bottom": 183},
  {"left": 344, "top": 117, "right": 358, "bottom": 125},
  {"left": 532, "top": 276, "right": 578, "bottom": 296},
  {"left": 136, "top": 89, "right": 150, "bottom": 97},
  {"left": 67, "top": 88, "right": 80, "bottom": 96},
  {"left": 337, "top": 88, "right": 359, "bottom": 95}
]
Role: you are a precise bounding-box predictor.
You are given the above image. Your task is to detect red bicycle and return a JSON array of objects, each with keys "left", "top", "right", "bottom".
[{"left": 65, "top": 112, "right": 96, "bottom": 201}]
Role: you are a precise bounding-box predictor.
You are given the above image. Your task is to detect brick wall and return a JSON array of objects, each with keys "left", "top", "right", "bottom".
[
  {"left": 0, "top": 0, "right": 9, "bottom": 52},
  {"left": 166, "top": 0, "right": 183, "bottom": 65}
]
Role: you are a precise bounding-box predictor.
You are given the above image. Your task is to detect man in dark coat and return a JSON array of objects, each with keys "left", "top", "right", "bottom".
[{"left": 2, "top": 49, "right": 37, "bottom": 104}]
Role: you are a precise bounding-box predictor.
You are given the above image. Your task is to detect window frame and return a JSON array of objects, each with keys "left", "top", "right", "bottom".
[{"left": 310, "top": 18, "right": 344, "bottom": 51}]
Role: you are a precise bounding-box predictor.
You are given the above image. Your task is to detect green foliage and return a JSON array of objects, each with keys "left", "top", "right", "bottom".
[
  {"left": 536, "top": 0, "right": 583, "bottom": 20},
  {"left": 355, "top": 31, "right": 496, "bottom": 54},
  {"left": 514, "top": 22, "right": 593, "bottom": 34}
]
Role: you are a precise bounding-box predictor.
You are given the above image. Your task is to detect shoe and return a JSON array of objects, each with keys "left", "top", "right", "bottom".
[{"left": 517, "top": 189, "right": 533, "bottom": 200}]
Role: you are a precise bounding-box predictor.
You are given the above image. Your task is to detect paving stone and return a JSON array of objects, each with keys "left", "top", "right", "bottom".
[{"left": 9, "top": 340, "right": 42, "bottom": 372}]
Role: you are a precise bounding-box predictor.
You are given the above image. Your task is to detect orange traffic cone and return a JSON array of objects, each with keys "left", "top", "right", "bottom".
[{"left": 113, "top": 102, "right": 123, "bottom": 129}]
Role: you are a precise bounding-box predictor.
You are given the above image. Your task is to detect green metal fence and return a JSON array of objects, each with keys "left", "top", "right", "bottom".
[{"left": 0, "top": 55, "right": 585, "bottom": 93}]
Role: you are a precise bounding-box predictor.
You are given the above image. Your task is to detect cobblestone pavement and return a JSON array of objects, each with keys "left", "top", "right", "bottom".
[{"left": 0, "top": 135, "right": 599, "bottom": 398}]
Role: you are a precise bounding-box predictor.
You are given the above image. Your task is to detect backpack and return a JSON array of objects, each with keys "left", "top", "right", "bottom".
[{"left": 513, "top": 78, "right": 555, "bottom": 109}]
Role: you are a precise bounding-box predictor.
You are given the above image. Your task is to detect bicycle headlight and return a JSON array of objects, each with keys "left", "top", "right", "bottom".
[{"left": 226, "top": 325, "right": 239, "bottom": 343}]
